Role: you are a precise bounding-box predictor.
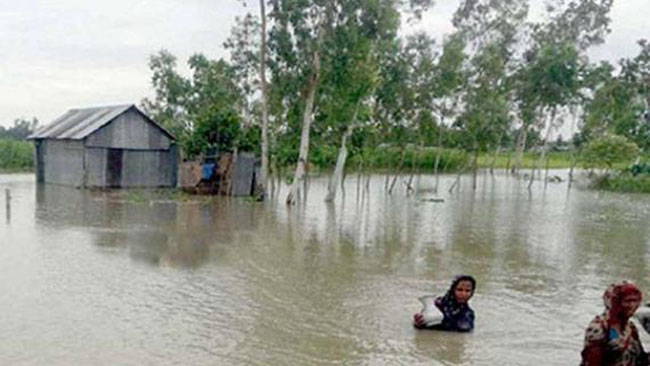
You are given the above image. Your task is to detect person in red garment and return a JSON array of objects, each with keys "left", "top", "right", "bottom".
[{"left": 581, "top": 281, "right": 649, "bottom": 366}]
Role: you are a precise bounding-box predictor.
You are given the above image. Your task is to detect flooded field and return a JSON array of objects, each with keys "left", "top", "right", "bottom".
[{"left": 1, "top": 172, "right": 649, "bottom": 366}]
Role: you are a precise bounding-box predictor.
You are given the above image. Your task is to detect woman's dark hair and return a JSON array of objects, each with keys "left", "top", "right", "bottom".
[{"left": 451, "top": 275, "right": 476, "bottom": 293}]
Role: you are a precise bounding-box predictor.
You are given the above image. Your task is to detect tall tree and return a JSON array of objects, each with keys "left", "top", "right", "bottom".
[
  {"left": 141, "top": 50, "right": 191, "bottom": 140},
  {"left": 272, "top": 0, "right": 433, "bottom": 205},
  {"left": 527, "top": 43, "right": 580, "bottom": 187},
  {"left": 323, "top": 2, "right": 401, "bottom": 202},
  {"left": 224, "top": 7, "right": 271, "bottom": 198},
  {"left": 583, "top": 40, "right": 650, "bottom": 151},
  {"left": 516, "top": 0, "right": 613, "bottom": 185},
  {"left": 268, "top": 0, "right": 330, "bottom": 205},
  {"left": 142, "top": 51, "right": 247, "bottom": 158},
  {"left": 456, "top": 42, "right": 511, "bottom": 189},
  {"left": 432, "top": 33, "right": 467, "bottom": 192},
  {"left": 258, "top": 0, "right": 270, "bottom": 198}
]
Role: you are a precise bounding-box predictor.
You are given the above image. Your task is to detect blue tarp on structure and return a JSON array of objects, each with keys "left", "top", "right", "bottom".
[{"left": 202, "top": 163, "right": 215, "bottom": 180}]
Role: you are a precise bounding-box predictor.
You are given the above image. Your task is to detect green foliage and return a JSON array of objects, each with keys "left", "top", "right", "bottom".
[
  {"left": 310, "top": 145, "right": 339, "bottom": 169},
  {"left": 133, "top": 0, "right": 635, "bottom": 189},
  {"left": 141, "top": 50, "right": 192, "bottom": 139},
  {"left": 435, "top": 33, "right": 466, "bottom": 98},
  {"left": 185, "top": 108, "right": 241, "bottom": 157},
  {"left": 581, "top": 134, "right": 639, "bottom": 169},
  {"left": 0, "top": 120, "right": 37, "bottom": 172},
  {"left": 0, "top": 139, "right": 34, "bottom": 171},
  {"left": 539, "top": 0, "right": 614, "bottom": 51},
  {"left": 523, "top": 43, "right": 580, "bottom": 108},
  {"left": 142, "top": 50, "right": 257, "bottom": 158},
  {"left": 584, "top": 41, "right": 650, "bottom": 150},
  {"left": 629, "top": 162, "right": 650, "bottom": 176},
  {"left": 185, "top": 55, "right": 247, "bottom": 155},
  {"left": 456, "top": 42, "right": 511, "bottom": 151}
]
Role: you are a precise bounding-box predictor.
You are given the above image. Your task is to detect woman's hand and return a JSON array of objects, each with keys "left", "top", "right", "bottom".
[{"left": 413, "top": 312, "right": 426, "bottom": 329}]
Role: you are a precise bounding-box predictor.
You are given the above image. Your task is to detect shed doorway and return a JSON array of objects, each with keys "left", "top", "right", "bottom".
[{"left": 106, "top": 148, "right": 123, "bottom": 187}]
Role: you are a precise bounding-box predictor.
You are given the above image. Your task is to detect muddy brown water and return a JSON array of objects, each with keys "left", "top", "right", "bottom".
[{"left": 1, "top": 172, "right": 649, "bottom": 366}]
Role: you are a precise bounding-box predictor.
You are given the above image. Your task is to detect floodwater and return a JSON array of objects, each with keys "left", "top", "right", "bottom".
[{"left": 1, "top": 171, "right": 649, "bottom": 366}]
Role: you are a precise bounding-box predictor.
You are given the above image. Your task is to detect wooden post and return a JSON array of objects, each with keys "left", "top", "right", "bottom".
[{"left": 5, "top": 189, "right": 10, "bottom": 223}]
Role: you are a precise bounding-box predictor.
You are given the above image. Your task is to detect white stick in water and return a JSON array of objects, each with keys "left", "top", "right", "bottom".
[{"left": 418, "top": 295, "right": 444, "bottom": 327}]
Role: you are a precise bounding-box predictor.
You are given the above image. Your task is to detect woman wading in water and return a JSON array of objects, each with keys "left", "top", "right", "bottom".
[
  {"left": 413, "top": 275, "right": 476, "bottom": 332},
  {"left": 581, "top": 281, "right": 649, "bottom": 366}
]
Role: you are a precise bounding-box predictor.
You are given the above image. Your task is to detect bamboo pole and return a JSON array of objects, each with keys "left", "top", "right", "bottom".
[{"left": 5, "top": 189, "right": 10, "bottom": 223}]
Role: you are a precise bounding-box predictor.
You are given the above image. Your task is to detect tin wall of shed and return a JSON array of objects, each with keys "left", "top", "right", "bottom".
[
  {"left": 232, "top": 153, "right": 256, "bottom": 196},
  {"left": 40, "top": 140, "right": 85, "bottom": 187},
  {"left": 120, "top": 150, "right": 176, "bottom": 187},
  {"left": 83, "top": 148, "right": 176, "bottom": 188},
  {"left": 85, "top": 110, "right": 171, "bottom": 150},
  {"left": 85, "top": 148, "right": 107, "bottom": 187}
]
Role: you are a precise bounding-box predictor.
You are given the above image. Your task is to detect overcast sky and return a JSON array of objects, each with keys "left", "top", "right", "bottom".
[{"left": 1, "top": 0, "right": 648, "bottom": 128}]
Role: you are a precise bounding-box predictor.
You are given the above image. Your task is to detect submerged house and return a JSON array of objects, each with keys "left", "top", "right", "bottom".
[{"left": 27, "top": 104, "right": 178, "bottom": 188}]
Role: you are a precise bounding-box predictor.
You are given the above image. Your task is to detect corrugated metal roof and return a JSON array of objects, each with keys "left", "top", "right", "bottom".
[{"left": 27, "top": 104, "right": 174, "bottom": 140}]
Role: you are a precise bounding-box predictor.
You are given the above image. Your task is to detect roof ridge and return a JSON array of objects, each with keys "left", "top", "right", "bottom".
[{"left": 27, "top": 104, "right": 136, "bottom": 140}]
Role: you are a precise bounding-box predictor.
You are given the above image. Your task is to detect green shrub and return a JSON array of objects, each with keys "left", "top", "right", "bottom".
[
  {"left": 581, "top": 134, "right": 639, "bottom": 170},
  {"left": 0, "top": 139, "right": 34, "bottom": 171},
  {"left": 310, "top": 144, "right": 339, "bottom": 169}
]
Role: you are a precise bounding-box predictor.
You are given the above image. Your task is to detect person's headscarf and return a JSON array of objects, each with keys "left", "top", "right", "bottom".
[
  {"left": 436, "top": 275, "right": 476, "bottom": 318},
  {"left": 603, "top": 280, "right": 643, "bottom": 325},
  {"left": 599, "top": 281, "right": 643, "bottom": 353}
]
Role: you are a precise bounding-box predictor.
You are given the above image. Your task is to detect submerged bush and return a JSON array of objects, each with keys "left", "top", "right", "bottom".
[{"left": 591, "top": 173, "right": 650, "bottom": 194}]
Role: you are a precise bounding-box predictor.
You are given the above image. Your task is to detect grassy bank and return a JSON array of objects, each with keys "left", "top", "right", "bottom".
[
  {"left": 0, "top": 139, "right": 34, "bottom": 172},
  {"left": 305, "top": 146, "right": 578, "bottom": 175},
  {"left": 477, "top": 151, "right": 575, "bottom": 170},
  {"left": 306, "top": 145, "right": 471, "bottom": 173},
  {"left": 343, "top": 147, "right": 575, "bottom": 172},
  {"left": 349, "top": 147, "right": 470, "bottom": 172}
]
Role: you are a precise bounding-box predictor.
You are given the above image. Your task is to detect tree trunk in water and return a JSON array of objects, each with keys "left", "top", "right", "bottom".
[
  {"left": 434, "top": 117, "right": 444, "bottom": 193},
  {"left": 286, "top": 49, "right": 321, "bottom": 205},
  {"left": 489, "top": 147, "right": 500, "bottom": 176},
  {"left": 269, "top": 159, "right": 276, "bottom": 200},
  {"left": 448, "top": 156, "right": 469, "bottom": 194},
  {"left": 568, "top": 151, "right": 577, "bottom": 187},
  {"left": 544, "top": 154, "right": 551, "bottom": 187},
  {"left": 257, "top": 0, "right": 270, "bottom": 200},
  {"left": 388, "top": 148, "right": 407, "bottom": 195},
  {"left": 471, "top": 149, "right": 479, "bottom": 190},
  {"left": 228, "top": 147, "right": 239, "bottom": 196},
  {"left": 325, "top": 126, "right": 353, "bottom": 202},
  {"left": 512, "top": 127, "right": 528, "bottom": 174},
  {"left": 356, "top": 158, "right": 363, "bottom": 201},
  {"left": 406, "top": 144, "right": 421, "bottom": 196},
  {"left": 505, "top": 150, "right": 512, "bottom": 174},
  {"left": 528, "top": 110, "right": 555, "bottom": 189}
]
